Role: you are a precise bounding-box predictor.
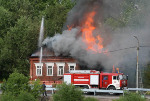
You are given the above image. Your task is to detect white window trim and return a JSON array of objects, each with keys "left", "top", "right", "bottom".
[
  {"left": 56, "top": 62, "right": 65, "bottom": 76},
  {"left": 34, "top": 63, "right": 43, "bottom": 76},
  {"left": 67, "top": 63, "right": 76, "bottom": 72},
  {"left": 45, "top": 63, "right": 54, "bottom": 76}
]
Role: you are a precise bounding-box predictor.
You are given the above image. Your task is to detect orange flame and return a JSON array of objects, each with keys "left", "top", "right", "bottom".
[
  {"left": 67, "top": 25, "right": 74, "bottom": 31},
  {"left": 81, "top": 11, "right": 104, "bottom": 53},
  {"left": 112, "top": 65, "right": 116, "bottom": 73}
]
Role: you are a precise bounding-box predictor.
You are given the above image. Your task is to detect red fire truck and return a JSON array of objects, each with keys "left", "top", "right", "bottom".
[{"left": 64, "top": 70, "right": 127, "bottom": 90}]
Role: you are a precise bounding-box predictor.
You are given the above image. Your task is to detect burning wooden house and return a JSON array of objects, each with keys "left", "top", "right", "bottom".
[{"left": 29, "top": 46, "right": 80, "bottom": 85}]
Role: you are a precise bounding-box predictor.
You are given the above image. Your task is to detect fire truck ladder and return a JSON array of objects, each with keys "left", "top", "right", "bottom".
[{"left": 138, "top": 70, "right": 143, "bottom": 88}]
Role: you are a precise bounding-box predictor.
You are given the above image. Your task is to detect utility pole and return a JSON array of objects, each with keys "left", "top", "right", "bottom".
[{"left": 134, "top": 36, "right": 139, "bottom": 92}]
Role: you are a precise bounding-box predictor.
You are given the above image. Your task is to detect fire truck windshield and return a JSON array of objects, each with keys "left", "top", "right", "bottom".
[{"left": 119, "top": 75, "right": 127, "bottom": 80}]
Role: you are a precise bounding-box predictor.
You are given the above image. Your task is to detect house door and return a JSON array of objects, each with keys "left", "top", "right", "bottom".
[{"left": 102, "top": 75, "right": 109, "bottom": 88}]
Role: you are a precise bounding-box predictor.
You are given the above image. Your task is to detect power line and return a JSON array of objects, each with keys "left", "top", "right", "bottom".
[
  {"left": 140, "top": 45, "right": 150, "bottom": 48},
  {"left": 101, "top": 45, "right": 150, "bottom": 54},
  {"left": 102, "top": 46, "right": 136, "bottom": 53}
]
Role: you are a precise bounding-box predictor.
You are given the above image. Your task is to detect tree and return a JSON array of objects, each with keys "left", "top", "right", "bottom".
[
  {"left": 104, "top": 0, "right": 136, "bottom": 29},
  {"left": 0, "top": 6, "right": 13, "bottom": 37},
  {"left": 44, "top": 0, "right": 75, "bottom": 37},
  {"left": 0, "top": 16, "right": 39, "bottom": 79},
  {"left": 0, "top": 0, "right": 40, "bottom": 80},
  {"left": 105, "top": 0, "right": 149, "bottom": 30}
]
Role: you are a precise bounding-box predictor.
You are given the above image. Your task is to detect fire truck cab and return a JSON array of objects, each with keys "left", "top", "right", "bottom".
[{"left": 64, "top": 70, "right": 127, "bottom": 90}]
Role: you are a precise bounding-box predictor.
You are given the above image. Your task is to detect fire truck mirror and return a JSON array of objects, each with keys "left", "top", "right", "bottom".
[{"left": 127, "top": 75, "right": 128, "bottom": 80}]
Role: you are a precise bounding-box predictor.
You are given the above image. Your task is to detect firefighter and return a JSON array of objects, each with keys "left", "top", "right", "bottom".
[{"left": 42, "top": 82, "right": 47, "bottom": 96}]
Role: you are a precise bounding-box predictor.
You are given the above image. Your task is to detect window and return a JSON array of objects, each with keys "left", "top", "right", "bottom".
[
  {"left": 45, "top": 63, "right": 54, "bottom": 76},
  {"left": 113, "top": 76, "right": 117, "bottom": 80},
  {"left": 37, "top": 66, "right": 42, "bottom": 75},
  {"left": 103, "top": 76, "right": 108, "bottom": 80},
  {"left": 56, "top": 63, "right": 65, "bottom": 76},
  {"left": 47, "top": 66, "right": 53, "bottom": 76},
  {"left": 67, "top": 63, "right": 76, "bottom": 72},
  {"left": 58, "top": 66, "right": 63, "bottom": 75},
  {"left": 70, "top": 66, "right": 75, "bottom": 71},
  {"left": 34, "top": 63, "right": 43, "bottom": 76}
]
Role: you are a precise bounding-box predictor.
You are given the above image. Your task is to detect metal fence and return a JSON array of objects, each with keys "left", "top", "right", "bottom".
[{"left": 46, "top": 87, "right": 150, "bottom": 96}]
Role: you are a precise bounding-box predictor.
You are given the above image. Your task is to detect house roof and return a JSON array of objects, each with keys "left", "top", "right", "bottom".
[
  {"left": 31, "top": 46, "right": 55, "bottom": 57},
  {"left": 31, "top": 46, "right": 73, "bottom": 59}
]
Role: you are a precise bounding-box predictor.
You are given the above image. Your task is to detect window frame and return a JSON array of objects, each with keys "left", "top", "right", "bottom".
[
  {"left": 56, "top": 62, "right": 65, "bottom": 76},
  {"left": 45, "top": 63, "right": 54, "bottom": 76},
  {"left": 34, "top": 63, "right": 43, "bottom": 76},
  {"left": 67, "top": 63, "right": 76, "bottom": 72}
]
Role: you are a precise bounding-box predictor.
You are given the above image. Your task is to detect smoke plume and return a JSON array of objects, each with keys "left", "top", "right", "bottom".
[{"left": 43, "top": 0, "right": 150, "bottom": 87}]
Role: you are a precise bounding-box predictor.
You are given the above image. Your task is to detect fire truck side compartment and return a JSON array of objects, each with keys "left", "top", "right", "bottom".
[{"left": 90, "top": 74, "right": 99, "bottom": 85}]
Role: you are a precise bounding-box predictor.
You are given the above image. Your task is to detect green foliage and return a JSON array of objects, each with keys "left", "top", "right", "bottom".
[
  {"left": 1, "top": 72, "right": 29, "bottom": 96},
  {"left": 44, "top": 0, "right": 75, "bottom": 37},
  {"left": 105, "top": 0, "right": 150, "bottom": 30},
  {"left": 30, "top": 79, "right": 43, "bottom": 98},
  {"left": 105, "top": 18, "right": 124, "bottom": 30},
  {"left": 105, "top": 0, "right": 137, "bottom": 29},
  {"left": 144, "top": 64, "right": 150, "bottom": 88},
  {"left": 0, "top": 6, "right": 12, "bottom": 37},
  {"left": 1, "top": 16, "right": 39, "bottom": 74},
  {"left": 0, "top": 91, "right": 37, "bottom": 101},
  {"left": 1, "top": 79, "right": 6, "bottom": 91},
  {"left": 83, "top": 97, "right": 98, "bottom": 101},
  {"left": 16, "top": 91, "right": 36, "bottom": 101},
  {"left": 0, "top": 15, "right": 39, "bottom": 79},
  {"left": 1, "top": 72, "right": 42, "bottom": 101},
  {"left": 114, "top": 92, "right": 146, "bottom": 101},
  {"left": 53, "top": 83, "right": 84, "bottom": 101},
  {"left": 0, "top": 93, "right": 16, "bottom": 101}
]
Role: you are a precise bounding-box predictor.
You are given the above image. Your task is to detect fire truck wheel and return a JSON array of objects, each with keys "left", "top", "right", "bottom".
[{"left": 107, "top": 86, "right": 116, "bottom": 95}]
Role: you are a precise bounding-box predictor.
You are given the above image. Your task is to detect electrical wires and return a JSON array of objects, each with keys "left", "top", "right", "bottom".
[{"left": 102, "top": 45, "right": 150, "bottom": 54}]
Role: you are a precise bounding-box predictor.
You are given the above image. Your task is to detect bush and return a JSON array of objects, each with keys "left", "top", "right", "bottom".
[
  {"left": 1, "top": 72, "right": 29, "bottom": 96},
  {"left": 1, "top": 72, "right": 42, "bottom": 100},
  {"left": 53, "top": 83, "right": 84, "bottom": 101},
  {"left": 0, "top": 93, "right": 16, "bottom": 101},
  {"left": 83, "top": 97, "right": 98, "bottom": 101},
  {"left": 16, "top": 91, "right": 36, "bottom": 101},
  {"left": 30, "top": 79, "right": 43, "bottom": 98},
  {"left": 0, "top": 91, "right": 37, "bottom": 101},
  {"left": 114, "top": 92, "right": 146, "bottom": 101}
]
